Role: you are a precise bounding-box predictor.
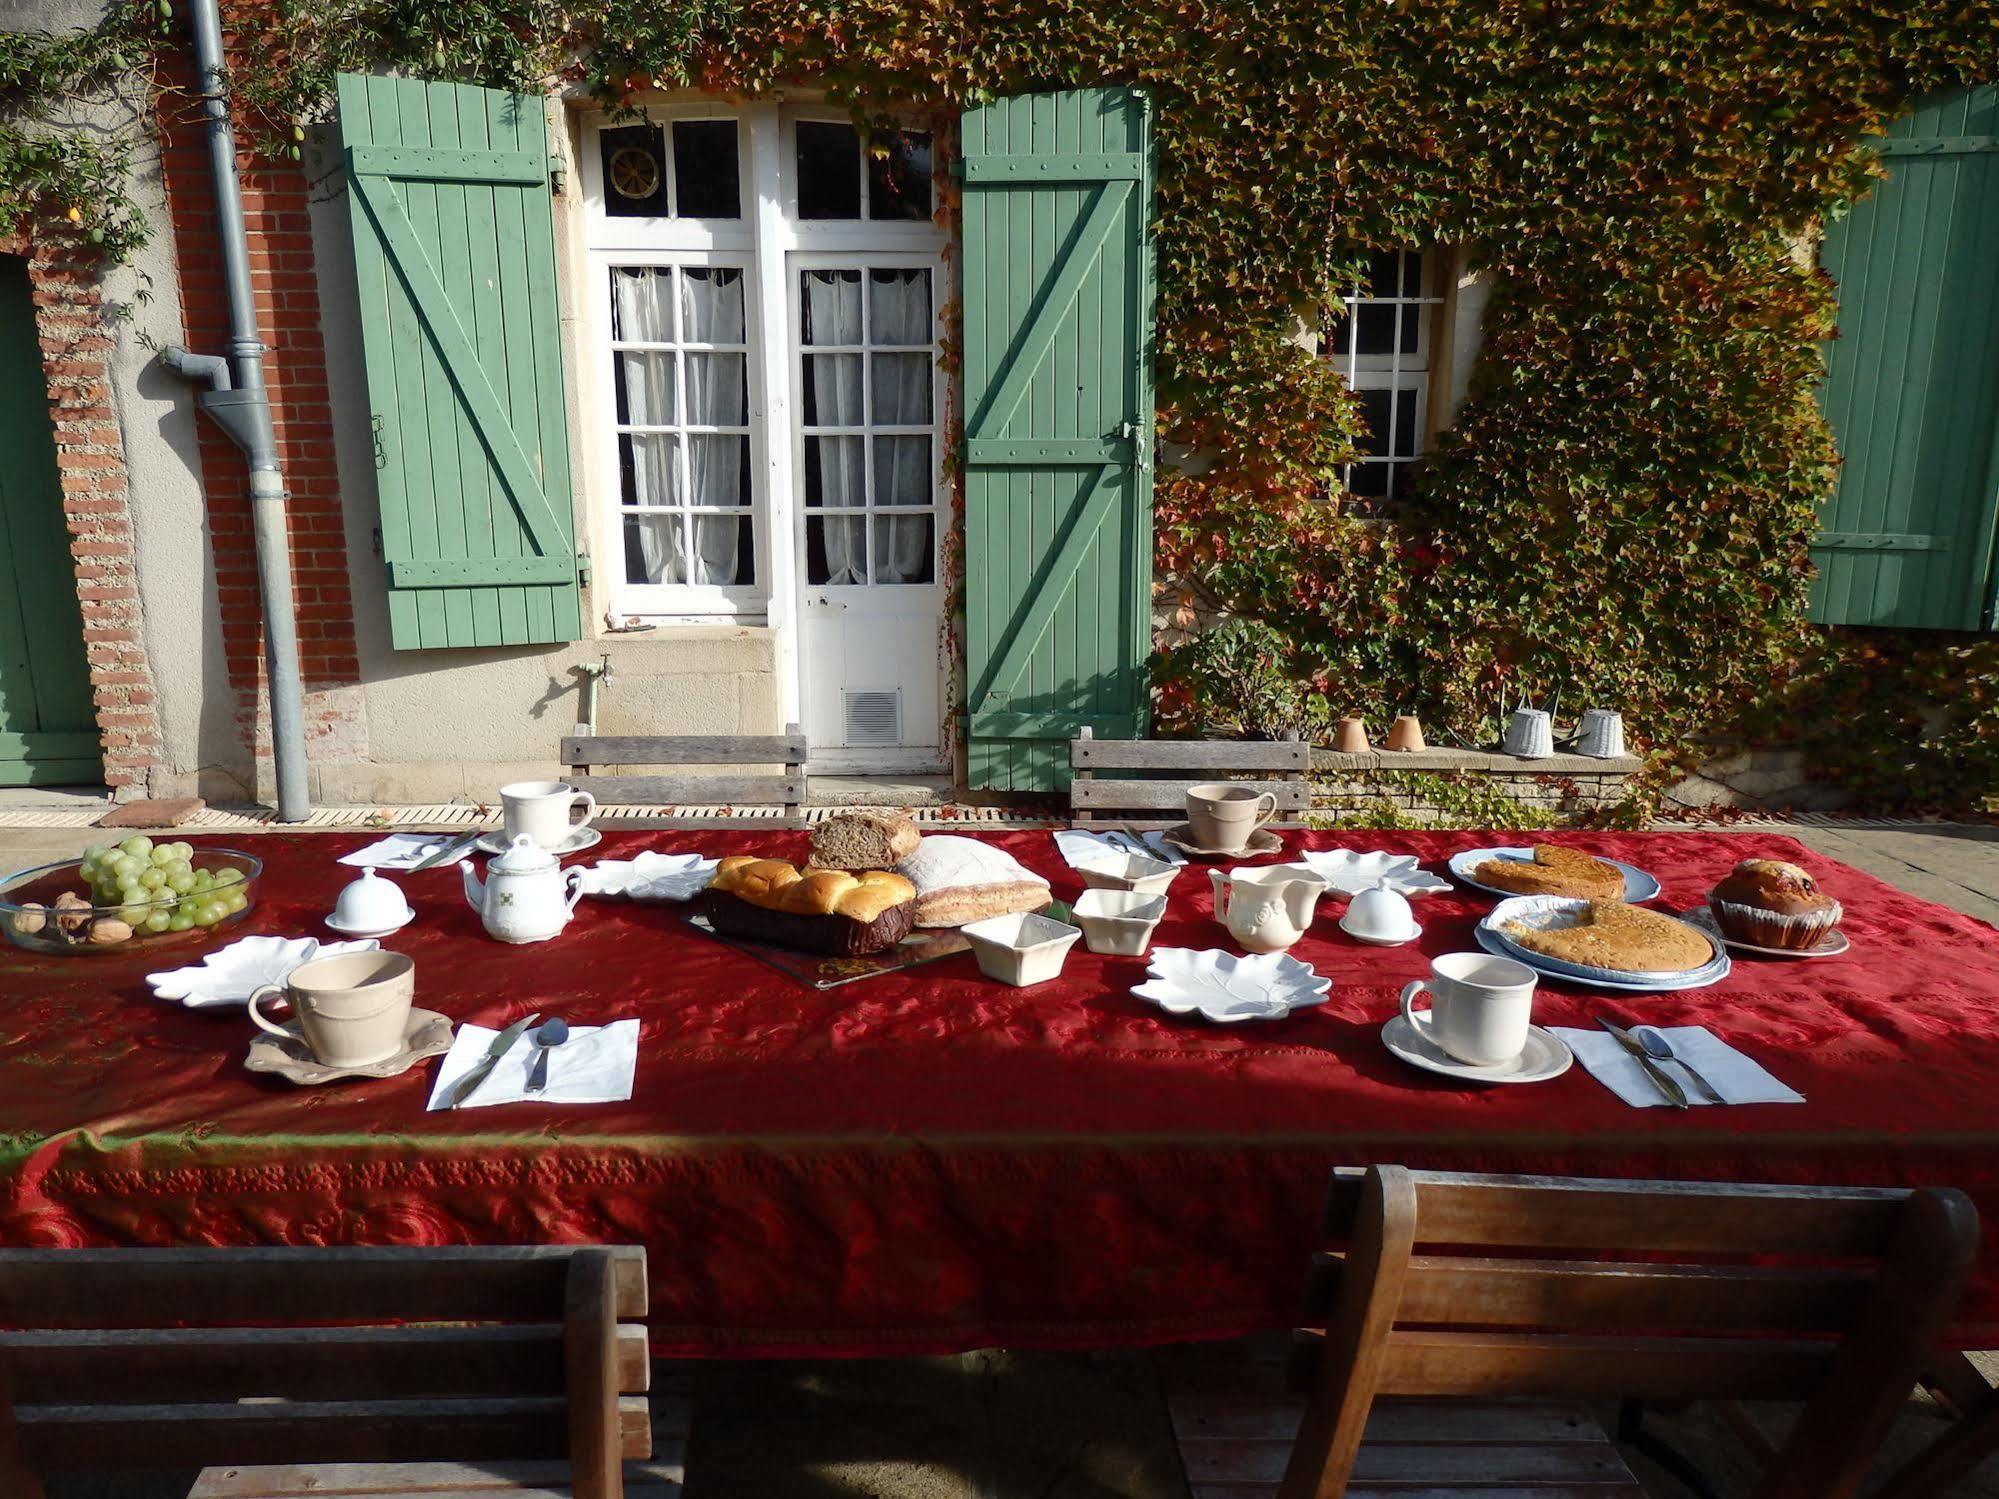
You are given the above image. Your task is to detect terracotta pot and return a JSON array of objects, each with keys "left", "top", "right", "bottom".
[
  {"left": 1334, "top": 716, "right": 1371, "bottom": 754},
  {"left": 1385, "top": 714, "right": 1426, "bottom": 752}
]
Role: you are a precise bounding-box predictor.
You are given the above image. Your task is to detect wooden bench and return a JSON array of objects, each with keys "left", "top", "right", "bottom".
[
  {"left": 0, "top": 1244, "right": 674, "bottom": 1499},
  {"left": 562, "top": 727, "right": 806, "bottom": 827},
  {"left": 1068, "top": 726, "right": 1312, "bottom": 828},
  {"left": 1169, "top": 1167, "right": 1978, "bottom": 1499}
]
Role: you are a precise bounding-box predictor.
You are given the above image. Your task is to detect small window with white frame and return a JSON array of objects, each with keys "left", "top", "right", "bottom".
[{"left": 1324, "top": 249, "right": 1445, "bottom": 508}]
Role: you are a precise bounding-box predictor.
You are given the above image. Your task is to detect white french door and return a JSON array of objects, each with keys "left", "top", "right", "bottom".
[{"left": 790, "top": 252, "right": 946, "bottom": 771}]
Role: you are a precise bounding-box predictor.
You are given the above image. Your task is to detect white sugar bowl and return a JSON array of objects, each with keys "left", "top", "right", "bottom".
[
  {"left": 1339, "top": 883, "right": 1420, "bottom": 947},
  {"left": 327, "top": 867, "right": 415, "bottom": 938}
]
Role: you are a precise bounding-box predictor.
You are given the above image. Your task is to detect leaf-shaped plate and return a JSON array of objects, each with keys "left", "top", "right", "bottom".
[
  {"left": 147, "top": 935, "right": 382, "bottom": 1008},
  {"left": 576, "top": 851, "right": 719, "bottom": 902},
  {"left": 1132, "top": 947, "right": 1332, "bottom": 1023},
  {"left": 1293, "top": 850, "right": 1451, "bottom": 898}
]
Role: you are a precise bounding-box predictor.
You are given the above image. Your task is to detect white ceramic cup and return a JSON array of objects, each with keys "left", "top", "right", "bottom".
[
  {"left": 1399, "top": 952, "right": 1538, "bottom": 1068},
  {"left": 1185, "top": 783, "right": 1278, "bottom": 853},
  {"left": 249, "top": 950, "right": 416, "bottom": 1068},
  {"left": 501, "top": 780, "right": 597, "bottom": 850}
]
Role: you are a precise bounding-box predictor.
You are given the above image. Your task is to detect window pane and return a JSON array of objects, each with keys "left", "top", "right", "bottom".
[
  {"left": 797, "top": 122, "right": 862, "bottom": 219},
  {"left": 680, "top": 267, "right": 745, "bottom": 343},
  {"left": 619, "top": 432, "right": 681, "bottom": 507},
  {"left": 684, "top": 353, "right": 746, "bottom": 425},
  {"left": 801, "top": 270, "right": 863, "bottom": 344},
  {"left": 803, "top": 353, "right": 863, "bottom": 425},
  {"left": 688, "top": 434, "right": 750, "bottom": 507},
  {"left": 1389, "top": 388, "right": 1419, "bottom": 459},
  {"left": 804, "top": 435, "right": 866, "bottom": 507},
  {"left": 872, "top": 514, "right": 933, "bottom": 584},
  {"left": 1346, "top": 461, "right": 1391, "bottom": 499},
  {"left": 1399, "top": 249, "right": 1425, "bottom": 298},
  {"left": 806, "top": 515, "right": 866, "bottom": 585},
  {"left": 601, "top": 125, "right": 669, "bottom": 217},
  {"left": 1363, "top": 251, "right": 1401, "bottom": 298},
  {"left": 868, "top": 131, "right": 933, "bottom": 221},
  {"left": 625, "top": 513, "right": 686, "bottom": 584},
  {"left": 873, "top": 435, "right": 931, "bottom": 507},
  {"left": 869, "top": 269, "right": 931, "bottom": 343},
  {"left": 610, "top": 267, "right": 674, "bottom": 342},
  {"left": 613, "top": 351, "right": 675, "bottom": 427},
  {"left": 672, "top": 120, "right": 741, "bottom": 218},
  {"left": 1354, "top": 389, "right": 1394, "bottom": 459},
  {"left": 688, "top": 512, "right": 752, "bottom": 586},
  {"left": 1354, "top": 303, "right": 1398, "bottom": 356},
  {"left": 870, "top": 355, "right": 931, "bottom": 425}
]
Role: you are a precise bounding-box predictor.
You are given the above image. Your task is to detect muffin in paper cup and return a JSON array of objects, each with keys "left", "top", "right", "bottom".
[{"left": 1706, "top": 858, "right": 1841, "bottom": 950}]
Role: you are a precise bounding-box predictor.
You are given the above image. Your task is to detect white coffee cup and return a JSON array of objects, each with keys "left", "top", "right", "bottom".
[
  {"left": 1400, "top": 952, "right": 1538, "bottom": 1068},
  {"left": 501, "top": 780, "right": 596, "bottom": 850},
  {"left": 250, "top": 950, "right": 416, "bottom": 1069}
]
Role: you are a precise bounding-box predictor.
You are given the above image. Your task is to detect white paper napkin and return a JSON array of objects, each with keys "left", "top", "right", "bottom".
[
  {"left": 1548, "top": 1025, "right": 1804, "bottom": 1108},
  {"left": 339, "top": 833, "right": 461, "bottom": 870},
  {"left": 1053, "top": 829, "right": 1188, "bottom": 870},
  {"left": 425, "top": 1020, "right": 639, "bottom": 1110}
]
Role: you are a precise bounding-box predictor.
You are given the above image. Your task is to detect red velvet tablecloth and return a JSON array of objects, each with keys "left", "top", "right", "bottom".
[{"left": 2, "top": 828, "right": 1997, "bottom": 1354}]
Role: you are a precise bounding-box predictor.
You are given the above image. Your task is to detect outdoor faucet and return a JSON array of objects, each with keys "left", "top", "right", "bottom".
[{"left": 573, "top": 654, "right": 614, "bottom": 737}]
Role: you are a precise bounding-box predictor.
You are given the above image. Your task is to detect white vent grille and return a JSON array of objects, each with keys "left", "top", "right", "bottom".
[{"left": 842, "top": 689, "right": 902, "bottom": 747}]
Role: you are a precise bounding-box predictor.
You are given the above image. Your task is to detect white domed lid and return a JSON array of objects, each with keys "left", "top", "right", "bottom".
[{"left": 490, "top": 833, "right": 558, "bottom": 873}]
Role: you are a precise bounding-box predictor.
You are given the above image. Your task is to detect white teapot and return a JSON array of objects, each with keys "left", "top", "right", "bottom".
[
  {"left": 1209, "top": 865, "right": 1327, "bottom": 954},
  {"left": 461, "top": 835, "right": 585, "bottom": 944}
]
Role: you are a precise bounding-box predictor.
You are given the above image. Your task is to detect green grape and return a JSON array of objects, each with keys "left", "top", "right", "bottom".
[
  {"left": 166, "top": 871, "right": 194, "bottom": 895},
  {"left": 213, "top": 868, "right": 243, "bottom": 888},
  {"left": 139, "top": 868, "right": 165, "bottom": 891},
  {"left": 116, "top": 904, "right": 148, "bottom": 926},
  {"left": 176, "top": 898, "right": 201, "bottom": 920},
  {"left": 118, "top": 836, "right": 153, "bottom": 859},
  {"left": 171, "top": 842, "right": 194, "bottom": 862},
  {"left": 113, "top": 855, "right": 141, "bottom": 880},
  {"left": 192, "top": 871, "right": 215, "bottom": 891},
  {"left": 143, "top": 909, "right": 172, "bottom": 934},
  {"left": 223, "top": 891, "right": 248, "bottom": 914},
  {"left": 167, "top": 858, "right": 191, "bottom": 877},
  {"left": 94, "top": 881, "right": 121, "bottom": 906},
  {"left": 167, "top": 913, "right": 194, "bottom": 932},
  {"left": 150, "top": 845, "right": 177, "bottom": 868},
  {"left": 194, "top": 902, "right": 227, "bottom": 928}
]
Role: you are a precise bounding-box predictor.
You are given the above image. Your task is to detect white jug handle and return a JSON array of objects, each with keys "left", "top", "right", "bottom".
[
  {"left": 1207, "top": 867, "right": 1229, "bottom": 921},
  {"left": 564, "top": 867, "right": 587, "bottom": 912},
  {"left": 570, "top": 790, "right": 597, "bottom": 829},
  {"left": 1399, "top": 978, "right": 1433, "bottom": 1037},
  {"left": 247, "top": 985, "right": 294, "bottom": 1039}
]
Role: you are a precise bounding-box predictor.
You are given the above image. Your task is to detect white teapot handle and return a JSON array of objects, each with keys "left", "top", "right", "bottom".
[{"left": 563, "top": 866, "right": 587, "bottom": 913}]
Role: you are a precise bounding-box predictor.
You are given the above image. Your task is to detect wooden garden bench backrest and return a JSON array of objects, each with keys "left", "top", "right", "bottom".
[
  {"left": 1067, "top": 726, "right": 1312, "bottom": 827},
  {"left": 563, "top": 726, "right": 806, "bottom": 825},
  {"left": 0, "top": 1245, "right": 651, "bottom": 1499},
  {"left": 1281, "top": 1167, "right": 1980, "bottom": 1499}
]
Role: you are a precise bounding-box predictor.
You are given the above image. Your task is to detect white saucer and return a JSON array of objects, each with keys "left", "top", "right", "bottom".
[
  {"left": 245, "top": 1007, "right": 454, "bottom": 1086},
  {"left": 1339, "top": 915, "right": 1422, "bottom": 947},
  {"left": 475, "top": 827, "right": 602, "bottom": 858},
  {"left": 326, "top": 910, "right": 414, "bottom": 939},
  {"left": 1382, "top": 1012, "right": 1574, "bottom": 1085}
]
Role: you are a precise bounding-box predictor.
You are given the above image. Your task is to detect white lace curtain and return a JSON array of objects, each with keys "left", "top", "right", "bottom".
[{"left": 613, "top": 267, "right": 748, "bottom": 587}]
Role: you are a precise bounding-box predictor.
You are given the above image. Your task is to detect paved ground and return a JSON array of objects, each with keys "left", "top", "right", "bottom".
[{"left": 16, "top": 817, "right": 1999, "bottom": 1496}]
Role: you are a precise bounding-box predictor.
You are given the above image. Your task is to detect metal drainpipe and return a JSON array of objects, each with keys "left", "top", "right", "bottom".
[{"left": 159, "top": 0, "right": 310, "bottom": 822}]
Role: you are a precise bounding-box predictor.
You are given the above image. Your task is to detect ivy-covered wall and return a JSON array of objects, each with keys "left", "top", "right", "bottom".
[{"left": 7, "top": 0, "right": 1998, "bottom": 813}]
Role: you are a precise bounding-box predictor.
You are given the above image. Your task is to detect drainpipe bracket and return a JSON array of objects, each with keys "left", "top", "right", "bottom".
[{"left": 196, "top": 387, "right": 271, "bottom": 458}]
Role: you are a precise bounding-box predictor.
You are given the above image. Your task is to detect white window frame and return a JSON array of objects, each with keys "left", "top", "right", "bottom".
[{"left": 1328, "top": 249, "right": 1446, "bottom": 505}]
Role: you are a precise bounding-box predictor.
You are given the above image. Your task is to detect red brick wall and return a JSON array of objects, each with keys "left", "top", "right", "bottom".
[{"left": 3, "top": 231, "right": 164, "bottom": 795}]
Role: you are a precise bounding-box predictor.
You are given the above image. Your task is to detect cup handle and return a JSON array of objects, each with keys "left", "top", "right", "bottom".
[
  {"left": 1399, "top": 978, "right": 1433, "bottom": 1036},
  {"left": 1251, "top": 792, "right": 1277, "bottom": 830},
  {"left": 570, "top": 790, "right": 597, "bottom": 829},
  {"left": 247, "top": 985, "right": 294, "bottom": 1039},
  {"left": 564, "top": 867, "right": 587, "bottom": 913}
]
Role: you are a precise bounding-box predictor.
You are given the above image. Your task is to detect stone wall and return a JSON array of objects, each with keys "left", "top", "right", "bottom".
[
  {"left": 1664, "top": 749, "right": 1852, "bottom": 815},
  {"left": 1310, "top": 747, "right": 1642, "bottom": 825}
]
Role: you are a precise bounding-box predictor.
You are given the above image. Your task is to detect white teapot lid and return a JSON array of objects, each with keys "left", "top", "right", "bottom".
[{"left": 490, "top": 833, "right": 558, "bottom": 873}]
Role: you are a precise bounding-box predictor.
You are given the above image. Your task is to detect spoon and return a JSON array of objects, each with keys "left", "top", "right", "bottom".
[
  {"left": 1632, "top": 1025, "right": 1724, "bottom": 1103},
  {"left": 524, "top": 1017, "right": 569, "bottom": 1095}
]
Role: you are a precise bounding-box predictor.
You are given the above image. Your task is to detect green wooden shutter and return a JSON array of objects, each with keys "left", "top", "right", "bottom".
[
  {"left": 960, "top": 88, "right": 1157, "bottom": 791},
  {"left": 338, "top": 74, "right": 583, "bottom": 650},
  {"left": 1813, "top": 84, "right": 1999, "bottom": 631}
]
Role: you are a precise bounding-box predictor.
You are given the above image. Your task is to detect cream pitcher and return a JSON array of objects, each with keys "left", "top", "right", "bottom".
[{"left": 1208, "top": 865, "right": 1327, "bottom": 953}]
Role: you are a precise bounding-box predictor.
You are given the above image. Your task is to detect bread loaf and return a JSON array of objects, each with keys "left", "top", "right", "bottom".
[
  {"left": 810, "top": 810, "right": 921, "bottom": 871},
  {"left": 1474, "top": 845, "right": 1625, "bottom": 901},
  {"left": 895, "top": 836, "right": 1050, "bottom": 928},
  {"left": 703, "top": 856, "right": 916, "bottom": 955}
]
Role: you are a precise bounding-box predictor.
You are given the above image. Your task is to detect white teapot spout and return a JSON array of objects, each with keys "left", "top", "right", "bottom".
[{"left": 460, "top": 859, "right": 485, "bottom": 911}]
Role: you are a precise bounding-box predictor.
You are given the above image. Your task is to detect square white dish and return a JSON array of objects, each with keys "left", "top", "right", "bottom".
[
  {"left": 1132, "top": 947, "right": 1331, "bottom": 1023},
  {"left": 1072, "top": 888, "right": 1167, "bottom": 956},
  {"left": 1293, "top": 850, "right": 1451, "bottom": 898},
  {"left": 1074, "top": 851, "right": 1181, "bottom": 897},
  {"left": 962, "top": 911, "right": 1082, "bottom": 986}
]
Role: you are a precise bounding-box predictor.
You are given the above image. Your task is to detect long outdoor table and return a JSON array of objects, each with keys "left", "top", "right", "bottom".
[{"left": 1, "top": 827, "right": 1996, "bottom": 1355}]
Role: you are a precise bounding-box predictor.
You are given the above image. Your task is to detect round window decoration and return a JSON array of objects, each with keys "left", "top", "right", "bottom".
[{"left": 609, "top": 146, "right": 661, "bottom": 203}]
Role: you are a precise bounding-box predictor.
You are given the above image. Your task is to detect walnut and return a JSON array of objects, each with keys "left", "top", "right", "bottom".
[
  {"left": 9, "top": 902, "right": 47, "bottom": 936},
  {"left": 86, "top": 917, "right": 133, "bottom": 945}
]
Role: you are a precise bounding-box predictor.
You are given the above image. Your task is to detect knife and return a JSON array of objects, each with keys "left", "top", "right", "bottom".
[
  {"left": 411, "top": 829, "right": 484, "bottom": 872},
  {"left": 1595, "top": 1016, "right": 1690, "bottom": 1109},
  {"left": 444, "top": 1012, "right": 540, "bottom": 1109}
]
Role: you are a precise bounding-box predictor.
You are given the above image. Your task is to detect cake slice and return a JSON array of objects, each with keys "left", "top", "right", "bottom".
[
  {"left": 1475, "top": 844, "right": 1625, "bottom": 901},
  {"left": 1502, "top": 900, "right": 1714, "bottom": 974}
]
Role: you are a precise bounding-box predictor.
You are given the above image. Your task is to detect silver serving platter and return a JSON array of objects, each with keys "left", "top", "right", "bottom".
[{"left": 1480, "top": 895, "right": 1729, "bottom": 988}]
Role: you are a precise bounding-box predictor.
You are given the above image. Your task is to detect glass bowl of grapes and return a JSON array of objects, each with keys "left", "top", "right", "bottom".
[{"left": 0, "top": 838, "right": 263, "bottom": 955}]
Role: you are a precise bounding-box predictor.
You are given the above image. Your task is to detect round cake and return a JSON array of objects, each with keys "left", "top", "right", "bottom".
[{"left": 1706, "top": 859, "right": 1841, "bottom": 950}]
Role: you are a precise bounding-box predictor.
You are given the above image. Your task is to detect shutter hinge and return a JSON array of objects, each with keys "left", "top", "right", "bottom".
[
  {"left": 549, "top": 155, "right": 568, "bottom": 195},
  {"left": 948, "top": 157, "right": 965, "bottom": 181},
  {"left": 371, "top": 527, "right": 384, "bottom": 559},
  {"left": 577, "top": 552, "right": 592, "bottom": 587}
]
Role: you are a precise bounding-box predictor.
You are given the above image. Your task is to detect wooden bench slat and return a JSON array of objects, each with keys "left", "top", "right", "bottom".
[
  {"left": 1071, "top": 739, "right": 1310, "bottom": 771},
  {"left": 0, "top": 1324, "right": 648, "bottom": 1404},
  {"left": 1180, "top": 1438, "right": 1636, "bottom": 1486},
  {"left": 0, "top": 1246, "right": 647, "bottom": 1328},
  {"left": 1373, "top": 1328, "right": 1836, "bottom": 1401},
  {"left": 17, "top": 1396, "right": 650, "bottom": 1469},
  {"left": 568, "top": 774, "right": 803, "bottom": 805},
  {"left": 1069, "top": 778, "right": 1310, "bottom": 810},
  {"left": 563, "top": 734, "right": 805, "bottom": 765}
]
